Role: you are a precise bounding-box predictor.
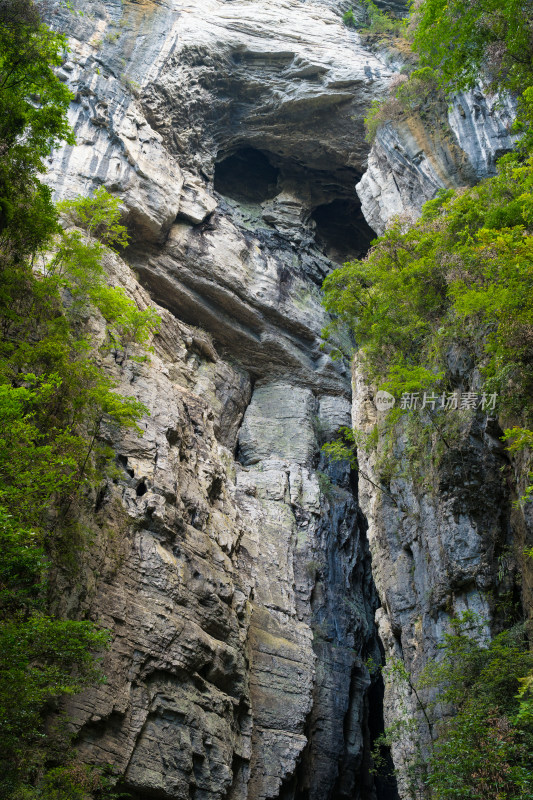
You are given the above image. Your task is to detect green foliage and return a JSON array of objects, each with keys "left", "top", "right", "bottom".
[
  {"left": 364, "top": 67, "right": 444, "bottom": 143},
  {"left": 57, "top": 188, "right": 129, "bottom": 252},
  {"left": 342, "top": 8, "right": 356, "bottom": 27},
  {"left": 343, "top": 2, "right": 402, "bottom": 37},
  {"left": 0, "top": 502, "right": 114, "bottom": 798},
  {"left": 0, "top": 180, "right": 157, "bottom": 789},
  {"left": 321, "top": 425, "right": 359, "bottom": 469},
  {"left": 359, "top": 0, "right": 403, "bottom": 38},
  {"left": 0, "top": 0, "right": 73, "bottom": 251},
  {"left": 0, "top": 3, "right": 159, "bottom": 794},
  {"left": 364, "top": 0, "right": 533, "bottom": 148},
  {"left": 55, "top": 189, "right": 160, "bottom": 359},
  {"left": 322, "top": 154, "right": 533, "bottom": 497},
  {"left": 419, "top": 613, "right": 533, "bottom": 799},
  {"left": 374, "top": 616, "right": 533, "bottom": 799},
  {"left": 412, "top": 0, "right": 533, "bottom": 97},
  {"left": 411, "top": 0, "right": 533, "bottom": 151}
]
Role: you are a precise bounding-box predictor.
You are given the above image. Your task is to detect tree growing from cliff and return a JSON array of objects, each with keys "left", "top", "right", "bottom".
[
  {"left": 0, "top": 1, "right": 159, "bottom": 797},
  {"left": 420, "top": 613, "right": 533, "bottom": 799},
  {"left": 370, "top": 614, "right": 533, "bottom": 799},
  {"left": 322, "top": 153, "right": 533, "bottom": 498},
  {"left": 412, "top": 0, "right": 533, "bottom": 96}
]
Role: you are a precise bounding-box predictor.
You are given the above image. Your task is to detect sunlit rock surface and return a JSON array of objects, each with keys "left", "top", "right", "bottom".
[{"left": 357, "top": 89, "right": 516, "bottom": 234}]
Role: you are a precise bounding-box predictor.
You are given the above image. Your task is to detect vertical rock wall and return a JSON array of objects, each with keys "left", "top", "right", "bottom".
[
  {"left": 44, "top": 1, "right": 530, "bottom": 797},
  {"left": 351, "top": 76, "right": 531, "bottom": 800},
  {"left": 46, "top": 1, "right": 392, "bottom": 797},
  {"left": 352, "top": 364, "right": 522, "bottom": 797}
]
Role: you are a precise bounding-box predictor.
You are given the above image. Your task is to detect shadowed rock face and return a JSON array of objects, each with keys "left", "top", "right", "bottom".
[
  {"left": 214, "top": 149, "right": 281, "bottom": 204},
  {"left": 311, "top": 199, "right": 375, "bottom": 263}
]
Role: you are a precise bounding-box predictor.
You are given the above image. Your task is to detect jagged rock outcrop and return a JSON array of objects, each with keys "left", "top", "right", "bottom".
[
  {"left": 357, "top": 89, "right": 516, "bottom": 234},
  {"left": 45, "top": 1, "right": 394, "bottom": 798}
]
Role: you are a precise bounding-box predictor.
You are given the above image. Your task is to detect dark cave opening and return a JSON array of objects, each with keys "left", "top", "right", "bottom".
[
  {"left": 214, "top": 147, "right": 280, "bottom": 202},
  {"left": 311, "top": 199, "right": 376, "bottom": 263},
  {"left": 367, "top": 668, "right": 400, "bottom": 800}
]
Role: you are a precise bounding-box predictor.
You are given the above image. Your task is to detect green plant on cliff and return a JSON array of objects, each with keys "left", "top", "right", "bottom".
[
  {"left": 373, "top": 615, "right": 533, "bottom": 799},
  {"left": 323, "top": 151, "right": 533, "bottom": 498},
  {"left": 364, "top": 0, "right": 533, "bottom": 149},
  {"left": 412, "top": 0, "right": 533, "bottom": 98},
  {"left": 342, "top": 8, "right": 357, "bottom": 27},
  {"left": 0, "top": 1, "right": 158, "bottom": 796},
  {"left": 421, "top": 613, "right": 533, "bottom": 799},
  {"left": 361, "top": 0, "right": 402, "bottom": 37},
  {"left": 364, "top": 66, "right": 446, "bottom": 143}
]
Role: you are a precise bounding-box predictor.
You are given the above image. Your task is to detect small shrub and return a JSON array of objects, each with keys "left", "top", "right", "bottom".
[
  {"left": 317, "top": 470, "right": 334, "bottom": 499},
  {"left": 305, "top": 559, "right": 325, "bottom": 578},
  {"left": 359, "top": 0, "right": 403, "bottom": 39},
  {"left": 364, "top": 67, "right": 444, "bottom": 142},
  {"left": 343, "top": 8, "right": 357, "bottom": 27}
]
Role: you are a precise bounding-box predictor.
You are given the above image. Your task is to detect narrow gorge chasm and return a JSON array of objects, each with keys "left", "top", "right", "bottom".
[{"left": 20, "top": 0, "right": 531, "bottom": 798}]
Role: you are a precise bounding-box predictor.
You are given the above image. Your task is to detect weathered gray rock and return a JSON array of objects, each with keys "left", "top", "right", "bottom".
[
  {"left": 357, "top": 89, "right": 516, "bottom": 234},
  {"left": 46, "top": 1, "right": 530, "bottom": 797},
  {"left": 351, "top": 362, "right": 520, "bottom": 797},
  {"left": 45, "top": 1, "right": 394, "bottom": 798},
  {"left": 49, "top": 62, "right": 183, "bottom": 241}
]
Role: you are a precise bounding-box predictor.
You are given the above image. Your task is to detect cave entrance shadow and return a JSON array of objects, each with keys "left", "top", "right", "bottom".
[
  {"left": 311, "top": 198, "right": 375, "bottom": 264},
  {"left": 214, "top": 147, "right": 280, "bottom": 203}
]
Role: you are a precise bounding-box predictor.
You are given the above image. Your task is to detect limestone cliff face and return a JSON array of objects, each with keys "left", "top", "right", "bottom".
[
  {"left": 350, "top": 46, "right": 531, "bottom": 800},
  {"left": 350, "top": 70, "right": 533, "bottom": 800},
  {"left": 44, "top": 1, "right": 531, "bottom": 799},
  {"left": 351, "top": 364, "right": 521, "bottom": 797},
  {"left": 46, "top": 2, "right": 392, "bottom": 798}
]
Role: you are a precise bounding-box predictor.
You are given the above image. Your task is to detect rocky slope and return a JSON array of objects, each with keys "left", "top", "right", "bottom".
[{"left": 43, "top": 1, "right": 530, "bottom": 798}]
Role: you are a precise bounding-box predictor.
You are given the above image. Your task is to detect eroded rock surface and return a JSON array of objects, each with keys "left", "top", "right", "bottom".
[
  {"left": 357, "top": 90, "right": 516, "bottom": 234},
  {"left": 45, "top": 1, "right": 528, "bottom": 797},
  {"left": 45, "top": 1, "right": 395, "bottom": 798},
  {"left": 350, "top": 360, "right": 532, "bottom": 798}
]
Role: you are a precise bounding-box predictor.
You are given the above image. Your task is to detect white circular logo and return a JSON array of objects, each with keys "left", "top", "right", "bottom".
[{"left": 375, "top": 390, "right": 395, "bottom": 412}]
